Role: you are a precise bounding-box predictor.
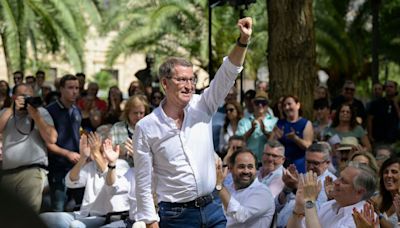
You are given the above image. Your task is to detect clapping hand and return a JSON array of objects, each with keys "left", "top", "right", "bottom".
[
  {"left": 301, "top": 171, "right": 321, "bottom": 202},
  {"left": 286, "top": 127, "right": 297, "bottom": 141},
  {"left": 352, "top": 202, "right": 379, "bottom": 228},
  {"left": 324, "top": 176, "right": 334, "bottom": 200},
  {"left": 282, "top": 164, "right": 299, "bottom": 189},
  {"left": 124, "top": 138, "right": 134, "bottom": 158},
  {"left": 103, "top": 138, "right": 119, "bottom": 165},
  {"left": 216, "top": 158, "right": 228, "bottom": 186},
  {"left": 272, "top": 126, "right": 284, "bottom": 139},
  {"left": 88, "top": 131, "right": 101, "bottom": 154},
  {"left": 79, "top": 134, "right": 91, "bottom": 159},
  {"left": 393, "top": 194, "right": 400, "bottom": 219}
]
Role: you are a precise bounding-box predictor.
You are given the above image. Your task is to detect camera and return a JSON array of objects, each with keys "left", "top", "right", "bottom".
[{"left": 23, "top": 96, "right": 43, "bottom": 109}]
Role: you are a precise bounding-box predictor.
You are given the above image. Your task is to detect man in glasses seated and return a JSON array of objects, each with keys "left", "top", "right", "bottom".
[
  {"left": 275, "top": 142, "right": 337, "bottom": 228},
  {"left": 257, "top": 140, "right": 286, "bottom": 198},
  {"left": 236, "top": 90, "right": 278, "bottom": 166}
]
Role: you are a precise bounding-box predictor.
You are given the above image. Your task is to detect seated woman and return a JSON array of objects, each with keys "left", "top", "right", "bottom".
[
  {"left": 40, "top": 133, "right": 130, "bottom": 228},
  {"left": 324, "top": 103, "right": 371, "bottom": 151},
  {"left": 370, "top": 157, "right": 400, "bottom": 228}
]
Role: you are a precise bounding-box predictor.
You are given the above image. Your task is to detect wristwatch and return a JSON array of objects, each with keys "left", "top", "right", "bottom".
[
  {"left": 215, "top": 183, "right": 223, "bottom": 191},
  {"left": 305, "top": 200, "right": 315, "bottom": 209}
]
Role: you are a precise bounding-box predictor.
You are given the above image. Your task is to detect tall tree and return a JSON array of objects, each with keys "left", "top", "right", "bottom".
[
  {"left": 267, "top": 0, "right": 316, "bottom": 118},
  {"left": 0, "top": 0, "right": 101, "bottom": 80}
]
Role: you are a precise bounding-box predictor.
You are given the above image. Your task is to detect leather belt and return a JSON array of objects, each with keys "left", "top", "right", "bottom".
[{"left": 162, "top": 194, "right": 214, "bottom": 208}]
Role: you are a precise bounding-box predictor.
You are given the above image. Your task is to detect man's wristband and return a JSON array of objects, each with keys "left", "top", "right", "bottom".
[
  {"left": 108, "top": 164, "right": 116, "bottom": 170},
  {"left": 236, "top": 37, "right": 249, "bottom": 48}
]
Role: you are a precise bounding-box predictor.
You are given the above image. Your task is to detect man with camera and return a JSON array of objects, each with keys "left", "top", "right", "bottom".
[{"left": 0, "top": 83, "right": 57, "bottom": 212}]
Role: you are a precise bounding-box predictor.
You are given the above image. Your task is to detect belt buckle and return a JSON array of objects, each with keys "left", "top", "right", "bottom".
[{"left": 194, "top": 197, "right": 205, "bottom": 207}]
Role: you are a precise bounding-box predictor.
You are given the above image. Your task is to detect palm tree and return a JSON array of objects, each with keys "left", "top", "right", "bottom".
[{"left": 0, "top": 0, "right": 101, "bottom": 80}]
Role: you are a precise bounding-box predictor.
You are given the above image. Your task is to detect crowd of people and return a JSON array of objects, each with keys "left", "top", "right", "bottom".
[{"left": 0, "top": 16, "right": 400, "bottom": 228}]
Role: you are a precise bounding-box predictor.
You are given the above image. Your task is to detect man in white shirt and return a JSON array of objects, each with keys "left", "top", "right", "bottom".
[
  {"left": 133, "top": 17, "right": 253, "bottom": 228},
  {"left": 276, "top": 142, "right": 336, "bottom": 227},
  {"left": 257, "top": 140, "right": 285, "bottom": 198},
  {"left": 287, "top": 162, "right": 377, "bottom": 228},
  {"left": 216, "top": 148, "right": 275, "bottom": 228}
]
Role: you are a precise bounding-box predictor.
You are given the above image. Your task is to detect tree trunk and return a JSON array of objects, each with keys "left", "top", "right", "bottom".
[
  {"left": 1, "top": 33, "right": 14, "bottom": 82},
  {"left": 267, "top": 0, "right": 316, "bottom": 119}
]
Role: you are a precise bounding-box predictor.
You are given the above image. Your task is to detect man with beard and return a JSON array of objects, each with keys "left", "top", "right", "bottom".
[{"left": 216, "top": 148, "right": 275, "bottom": 228}]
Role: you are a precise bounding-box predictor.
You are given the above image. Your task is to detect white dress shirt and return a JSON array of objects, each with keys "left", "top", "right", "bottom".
[
  {"left": 106, "top": 167, "right": 137, "bottom": 221},
  {"left": 225, "top": 178, "right": 275, "bottom": 228},
  {"left": 258, "top": 165, "right": 285, "bottom": 198},
  {"left": 65, "top": 159, "right": 130, "bottom": 218},
  {"left": 276, "top": 169, "right": 336, "bottom": 227},
  {"left": 311, "top": 200, "right": 371, "bottom": 228},
  {"left": 133, "top": 57, "right": 243, "bottom": 223}
]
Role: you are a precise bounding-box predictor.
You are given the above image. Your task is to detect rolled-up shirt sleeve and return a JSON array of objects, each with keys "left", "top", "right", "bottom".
[
  {"left": 65, "top": 163, "right": 92, "bottom": 188},
  {"left": 133, "top": 126, "right": 159, "bottom": 223}
]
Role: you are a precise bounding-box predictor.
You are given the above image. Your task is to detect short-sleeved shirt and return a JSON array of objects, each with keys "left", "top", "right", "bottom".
[{"left": 1, "top": 107, "right": 54, "bottom": 169}]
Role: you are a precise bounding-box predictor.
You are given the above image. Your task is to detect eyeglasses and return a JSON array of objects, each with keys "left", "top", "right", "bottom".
[
  {"left": 226, "top": 108, "right": 236, "bottom": 113},
  {"left": 263, "top": 152, "right": 283, "bottom": 159},
  {"left": 345, "top": 87, "right": 355, "bottom": 92},
  {"left": 306, "top": 159, "right": 327, "bottom": 167},
  {"left": 169, "top": 77, "right": 197, "bottom": 85},
  {"left": 254, "top": 99, "right": 268, "bottom": 106}
]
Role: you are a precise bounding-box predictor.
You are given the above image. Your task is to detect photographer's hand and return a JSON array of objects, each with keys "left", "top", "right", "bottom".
[
  {"left": 26, "top": 102, "right": 58, "bottom": 144},
  {"left": 14, "top": 95, "right": 25, "bottom": 111}
]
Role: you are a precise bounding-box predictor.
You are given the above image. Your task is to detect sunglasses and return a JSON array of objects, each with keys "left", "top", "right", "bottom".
[
  {"left": 254, "top": 99, "right": 268, "bottom": 106},
  {"left": 226, "top": 108, "right": 236, "bottom": 113}
]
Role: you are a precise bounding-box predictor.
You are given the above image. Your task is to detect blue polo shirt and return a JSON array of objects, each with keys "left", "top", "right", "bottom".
[{"left": 46, "top": 100, "right": 81, "bottom": 172}]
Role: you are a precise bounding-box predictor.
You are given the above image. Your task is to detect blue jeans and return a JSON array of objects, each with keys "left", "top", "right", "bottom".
[
  {"left": 48, "top": 170, "right": 68, "bottom": 212},
  {"left": 158, "top": 192, "right": 226, "bottom": 228}
]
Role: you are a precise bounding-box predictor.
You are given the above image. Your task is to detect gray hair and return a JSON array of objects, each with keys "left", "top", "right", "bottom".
[
  {"left": 306, "top": 142, "right": 331, "bottom": 161},
  {"left": 265, "top": 140, "right": 285, "bottom": 156},
  {"left": 158, "top": 57, "right": 193, "bottom": 80},
  {"left": 348, "top": 161, "right": 377, "bottom": 200}
]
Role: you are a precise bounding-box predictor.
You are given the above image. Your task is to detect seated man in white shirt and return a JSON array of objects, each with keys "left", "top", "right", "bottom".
[
  {"left": 216, "top": 148, "right": 275, "bottom": 228},
  {"left": 275, "top": 142, "right": 336, "bottom": 227},
  {"left": 40, "top": 134, "right": 130, "bottom": 228},
  {"left": 287, "top": 162, "right": 377, "bottom": 228},
  {"left": 257, "top": 140, "right": 285, "bottom": 198}
]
